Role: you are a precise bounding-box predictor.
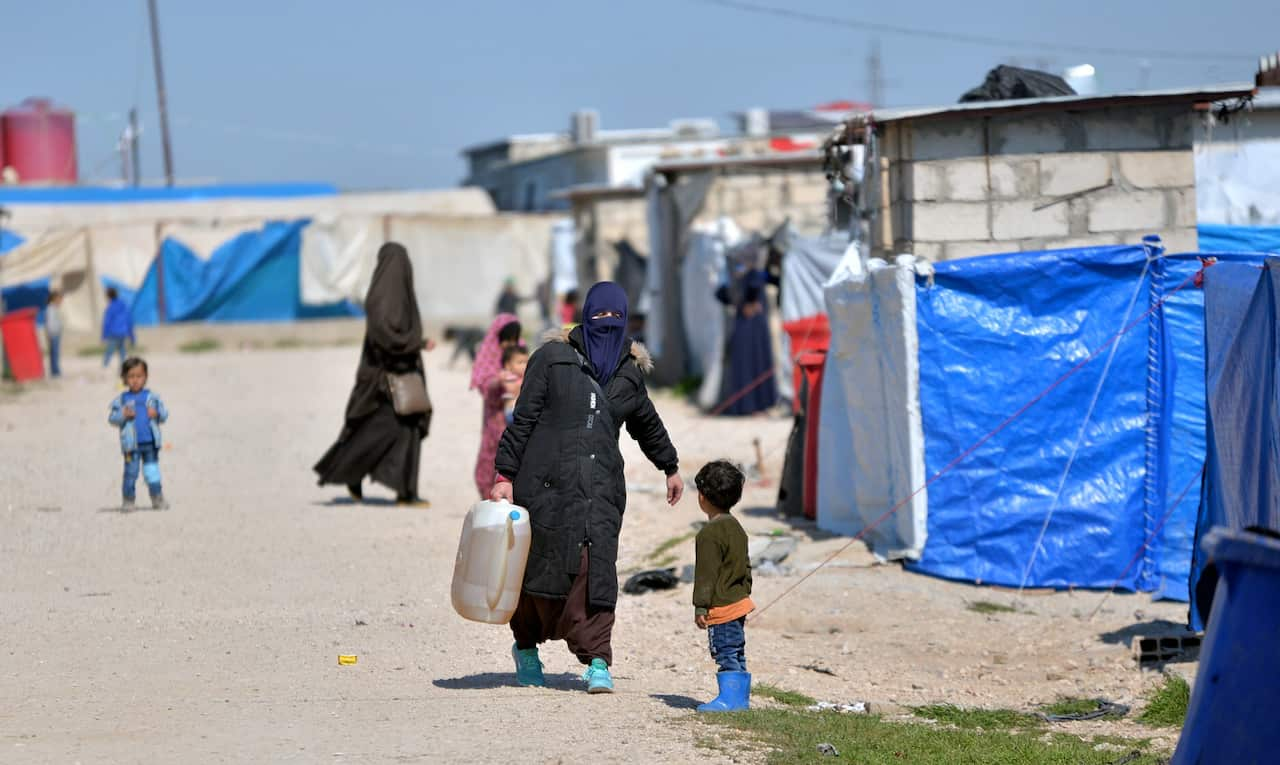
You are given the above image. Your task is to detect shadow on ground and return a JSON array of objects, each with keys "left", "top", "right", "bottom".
[
  {"left": 1099, "top": 618, "right": 1198, "bottom": 647},
  {"left": 432, "top": 672, "right": 582, "bottom": 693},
  {"left": 651, "top": 693, "right": 701, "bottom": 710}
]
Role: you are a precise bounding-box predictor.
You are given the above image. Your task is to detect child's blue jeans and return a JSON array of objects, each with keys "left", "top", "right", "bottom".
[
  {"left": 123, "top": 443, "right": 162, "bottom": 500},
  {"left": 707, "top": 617, "right": 747, "bottom": 672},
  {"left": 103, "top": 338, "right": 128, "bottom": 370},
  {"left": 48, "top": 334, "right": 61, "bottom": 377}
]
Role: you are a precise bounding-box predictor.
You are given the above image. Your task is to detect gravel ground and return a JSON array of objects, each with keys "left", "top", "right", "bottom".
[{"left": 0, "top": 344, "right": 1191, "bottom": 762}]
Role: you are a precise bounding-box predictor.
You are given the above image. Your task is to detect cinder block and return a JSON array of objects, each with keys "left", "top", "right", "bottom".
[
  {"left": 904, "top": 161, "right": 945, "bottom": 201},
  {"left": 1039, "top": 153, "right": 1112, "bottom": 197},
  {"left": 786, "top": 180, "right": 833, "bottom": 208},
  {"left": 1117, "top": 151, "right": 1195, "bottom": 189},
  {"left": 909, "top": 241, "right": 943, "bottom": 261},
  {"left": 1170, "top": 188, "right": 1197, "bottom": 227},
  {"left": 1049, "top": 234, "right": 1123, "bottom": 250},
  {"left": 911, "top": 202, "right": 989, "bottom": 241},
  {"left": 992, "top": 199, "right": 1070, "bottom": 240},
  {"left": 941, "top": 160, "right": 991, "bottom": 202},
  {"left": 1160, "top": 227, "right": 1199, "bottom": 254},
  {"left": 990, "top": 115, "right": 1072, "bottom": 155},
  {"left": 944, "top": 240, "right": 1007, "bottom": 260},
  {"left": 989, "top": 159, "right": 1038, "bottom": 199},
  {"left": 908, "top": 121, "right": 986, "bottom": 161},
  {"left": 1088, "top": 190, "right": 1167, "bottom": 233}
]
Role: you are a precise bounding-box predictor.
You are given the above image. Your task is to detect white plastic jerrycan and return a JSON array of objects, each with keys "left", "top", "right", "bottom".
[{"left": 451, "top": 500, "right": 532, "bottom": 624}]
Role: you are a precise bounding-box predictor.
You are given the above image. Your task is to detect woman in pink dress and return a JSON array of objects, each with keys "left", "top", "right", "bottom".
[{"left": 472, "top": 313, "right": 523, "bottom": 498}]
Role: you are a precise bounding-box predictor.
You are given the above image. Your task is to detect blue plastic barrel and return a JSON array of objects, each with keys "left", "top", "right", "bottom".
[{"left": 1172, "top": 528, "right": 1280, "bottom": 764}]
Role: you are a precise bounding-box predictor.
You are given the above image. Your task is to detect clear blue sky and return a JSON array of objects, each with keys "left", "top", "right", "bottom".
[{"left": 2, "top": 0, "right": 1270, "bottom": 190}]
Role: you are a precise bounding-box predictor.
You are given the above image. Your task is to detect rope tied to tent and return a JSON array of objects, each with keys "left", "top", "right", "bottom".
[
  {"left": 1087, "top": 463, "right": 1208, "bottom": 621},
  {"left": 1015, "top": 253, "right": 1155, "bottom": 598},
  {"left": 750, "top": 263, "right": 1209, "bottom": 624}
]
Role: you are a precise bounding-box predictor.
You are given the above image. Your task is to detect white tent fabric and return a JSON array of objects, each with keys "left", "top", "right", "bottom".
[
  {"left": 298, "top": 216, "right": 380, "bottom": 306},
  {"left": 90, "top": 224, "right": 159, "bottom": 292},
  {"left": 683, "top": 218, "right": 743, "bottom": 409},
  {"left": 642, "top": 183, "right": 664, "bottom": 354},
  {"left": 549, "top": 218, "right": 578, "bottom": 297},
  {"left": 777, "top": 231, "right": 848, "bottom": 404},
  {"left": 159, "top": 221, "right": 267, "bottom": 261},
  {"left": 387, "top": 215, "right": 556, "bottom": 327},
  {"left": 0, "top": 229, "right": 94, "bottom": 331},
  {"left": 818, "top": 252, "right": 929, "bottom": 560},
  {"left": 1195, "top": 140, "right": 1280, "bottom": 225}
]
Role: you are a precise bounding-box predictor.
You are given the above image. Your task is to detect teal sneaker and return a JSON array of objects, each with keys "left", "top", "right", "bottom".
[
  {"left": 512, "top": 644, "right": 545, "bottom": 687},
  {"left": 582, "top": 658, "right": 614, "bottom": 694}
]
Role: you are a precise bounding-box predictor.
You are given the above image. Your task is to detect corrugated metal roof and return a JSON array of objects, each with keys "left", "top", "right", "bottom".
[{"left": 865, "top": 83, "right": 1257, "bottom": 125}]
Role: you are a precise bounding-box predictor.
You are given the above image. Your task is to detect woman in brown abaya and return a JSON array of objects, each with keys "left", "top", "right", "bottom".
[{"left": 314, "top": 243, "right": 433, "bottom": 505}]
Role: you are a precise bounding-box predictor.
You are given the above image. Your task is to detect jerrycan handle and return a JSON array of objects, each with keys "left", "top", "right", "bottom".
[{"left": 486, "top": 508, "right": 520, "bottom": 611}]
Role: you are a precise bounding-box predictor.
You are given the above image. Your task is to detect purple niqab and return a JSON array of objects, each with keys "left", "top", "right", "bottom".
[{"left": 581, "top": 282, "right": 629, "bottom": 385}]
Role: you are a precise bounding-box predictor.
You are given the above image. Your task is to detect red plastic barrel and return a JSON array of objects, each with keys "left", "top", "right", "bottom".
[
  {"left": 798, "top": 349, "right": 828, "bottom": 521},
  {"left": 783, "top": 315, "right": 830, "bottom": 414},
  {"left": 0, "top": 308, "right": 44, "bottom": 382}
]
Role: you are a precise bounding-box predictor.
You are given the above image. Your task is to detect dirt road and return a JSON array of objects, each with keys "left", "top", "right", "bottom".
[{"left": 0, "top": 343, "right": 1188, "bottom": 762}]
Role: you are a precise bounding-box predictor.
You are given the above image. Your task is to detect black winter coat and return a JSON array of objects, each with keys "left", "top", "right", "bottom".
[{"left": 496, "top": 327, "right": 679, "bottom": 609}]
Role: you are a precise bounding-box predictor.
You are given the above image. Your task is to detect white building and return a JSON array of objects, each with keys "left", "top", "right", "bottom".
[{"left": 461, "top": 104, "right": 863, "bottom": 212}]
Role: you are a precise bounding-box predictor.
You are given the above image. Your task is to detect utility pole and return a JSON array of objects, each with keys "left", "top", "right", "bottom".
[
  {"left": 129, "top": 108, "right": 142, "bottom": 187},
  {"left": 868, "top": 38, "right": 884, "bottom": 108},
  {"left": 147, "top": 0, "right": 175, "bottom": 187}
]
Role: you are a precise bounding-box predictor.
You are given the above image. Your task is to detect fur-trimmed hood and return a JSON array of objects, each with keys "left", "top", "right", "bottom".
[{"left": 541, "top": 327, "right": 653, "bottom": 374}]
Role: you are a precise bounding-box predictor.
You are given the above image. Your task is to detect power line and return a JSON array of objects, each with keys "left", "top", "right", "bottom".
[{"left": 695, "top": 0, "right": 1251, "bottom": 63}]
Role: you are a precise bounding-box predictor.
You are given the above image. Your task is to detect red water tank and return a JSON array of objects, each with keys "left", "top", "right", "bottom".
[{"left": 1, "top": 98, "right": 78, "bottom": 183}]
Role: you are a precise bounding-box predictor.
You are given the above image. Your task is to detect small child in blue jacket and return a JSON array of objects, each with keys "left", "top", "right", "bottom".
[
  {"left": 108, "top": 357, "right": 170, "bottom": 511},
  {"left": 101, "top": 287, "right": 135, "bottom": 369}
]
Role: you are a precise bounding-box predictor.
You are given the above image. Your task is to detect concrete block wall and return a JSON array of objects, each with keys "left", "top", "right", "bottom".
[
  {"left": 875, "top": 105, "right": 1200, "bottom": 260},
  {"left": 698, "top": 166, "right": 830, "bottom": 235}
]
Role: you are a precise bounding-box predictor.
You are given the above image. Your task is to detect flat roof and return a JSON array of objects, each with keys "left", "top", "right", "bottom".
[
  {"left": 652, "top": 151, "right": 822, "bottom": 174},
  {"left": 864, "top": 83, "right": 1257, "bottom": 126},
  {"left": 551, "top": 183, "right": 646, "bottom": 201}
]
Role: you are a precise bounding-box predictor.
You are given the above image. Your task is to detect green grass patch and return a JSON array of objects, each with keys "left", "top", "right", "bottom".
[
  {"left": 754, "top": 684, "right": 816, "bottom": 708},
  {"left": 700, "top": 709, "right": 1161, "bottom": 764},
  {"left": 967, "top": 600, "right": 1019, "bottom": 615},
  {"left": 912, "top": 704, "right": 1043, "bottom": 730},
  {"left": 1138, "top": 674, "right": 1191, "bottom": 728},
  {"left": 178, "top": 338, "right": 221, "bottom": 354},
  {"left": 1038, "top": 697, "right": 1124, "bottom": 720},
  {"left": 79, "top": 344, "right": 147, "bottom": 358},
  {"left": 272, "top": 337, "right": 305, "bottom": 349},
  {"left": 647, "top": 531, "right": 696, "bottom": 562}
]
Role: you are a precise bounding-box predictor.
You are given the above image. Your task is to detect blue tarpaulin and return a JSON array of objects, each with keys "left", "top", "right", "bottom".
[
  {"left": 0, "top": 183, "right": 336, "bottom": 206},
  {"left": 1191, "top": 258, "right": 1280, "bottom": 629},
  {"left": 1199, "top": 224, "right": 1280, "bottom": 254},
  {"left": 907, "top": 243, "right": 1266, "bottom": 599},
  {"left": 132, "top": 220, "right": 358, "bottom": 325}
]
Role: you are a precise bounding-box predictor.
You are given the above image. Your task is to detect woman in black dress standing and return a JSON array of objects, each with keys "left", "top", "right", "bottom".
[{"left": 315, "top": 243, "right": 433, "bottom": 505}]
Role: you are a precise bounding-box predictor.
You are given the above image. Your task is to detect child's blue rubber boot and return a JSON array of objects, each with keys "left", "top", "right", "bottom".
[
  {"left": 512, "top": 644, "right": 545, "bottom": 687},
  {"left": 697, "top": 671, "right": 751, "bottom": 712},
  {"left": 582, "top": 658, "right": 614, "bottom": 694}
]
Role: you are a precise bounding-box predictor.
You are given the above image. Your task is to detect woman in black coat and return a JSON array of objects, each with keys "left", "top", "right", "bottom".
[
  {"left": 315, "top": 243, "right": 433, "bottom": 505},
  {"left": 491, "top": 281, "right": 683, "bottom": 694}
]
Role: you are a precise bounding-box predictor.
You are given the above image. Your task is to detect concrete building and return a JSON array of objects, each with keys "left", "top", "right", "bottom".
[
  {"left": 825, "top": 84, "right": 1255, "bottom": 261},
  {"left": 462, "top": 104, "right": 859, "bottom": 213}
]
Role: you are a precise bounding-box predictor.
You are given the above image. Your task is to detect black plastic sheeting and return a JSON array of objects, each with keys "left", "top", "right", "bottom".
[{"left": 959, "top": 65, "right": 1076, "bottom": 103}]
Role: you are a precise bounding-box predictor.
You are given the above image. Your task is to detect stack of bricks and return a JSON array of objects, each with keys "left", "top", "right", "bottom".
[{"left": 876, "top": 104, "right": 1200, "bottom": 261}]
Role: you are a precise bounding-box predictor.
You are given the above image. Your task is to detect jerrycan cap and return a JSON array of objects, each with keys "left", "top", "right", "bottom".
[{"left": 509, "top": 510, "right": 521, "bottom": 521}]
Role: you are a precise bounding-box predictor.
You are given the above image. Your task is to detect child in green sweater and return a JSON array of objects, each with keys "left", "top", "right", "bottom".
[{"left": 693, "top": 459, "right": 754, "bottom": 712}]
